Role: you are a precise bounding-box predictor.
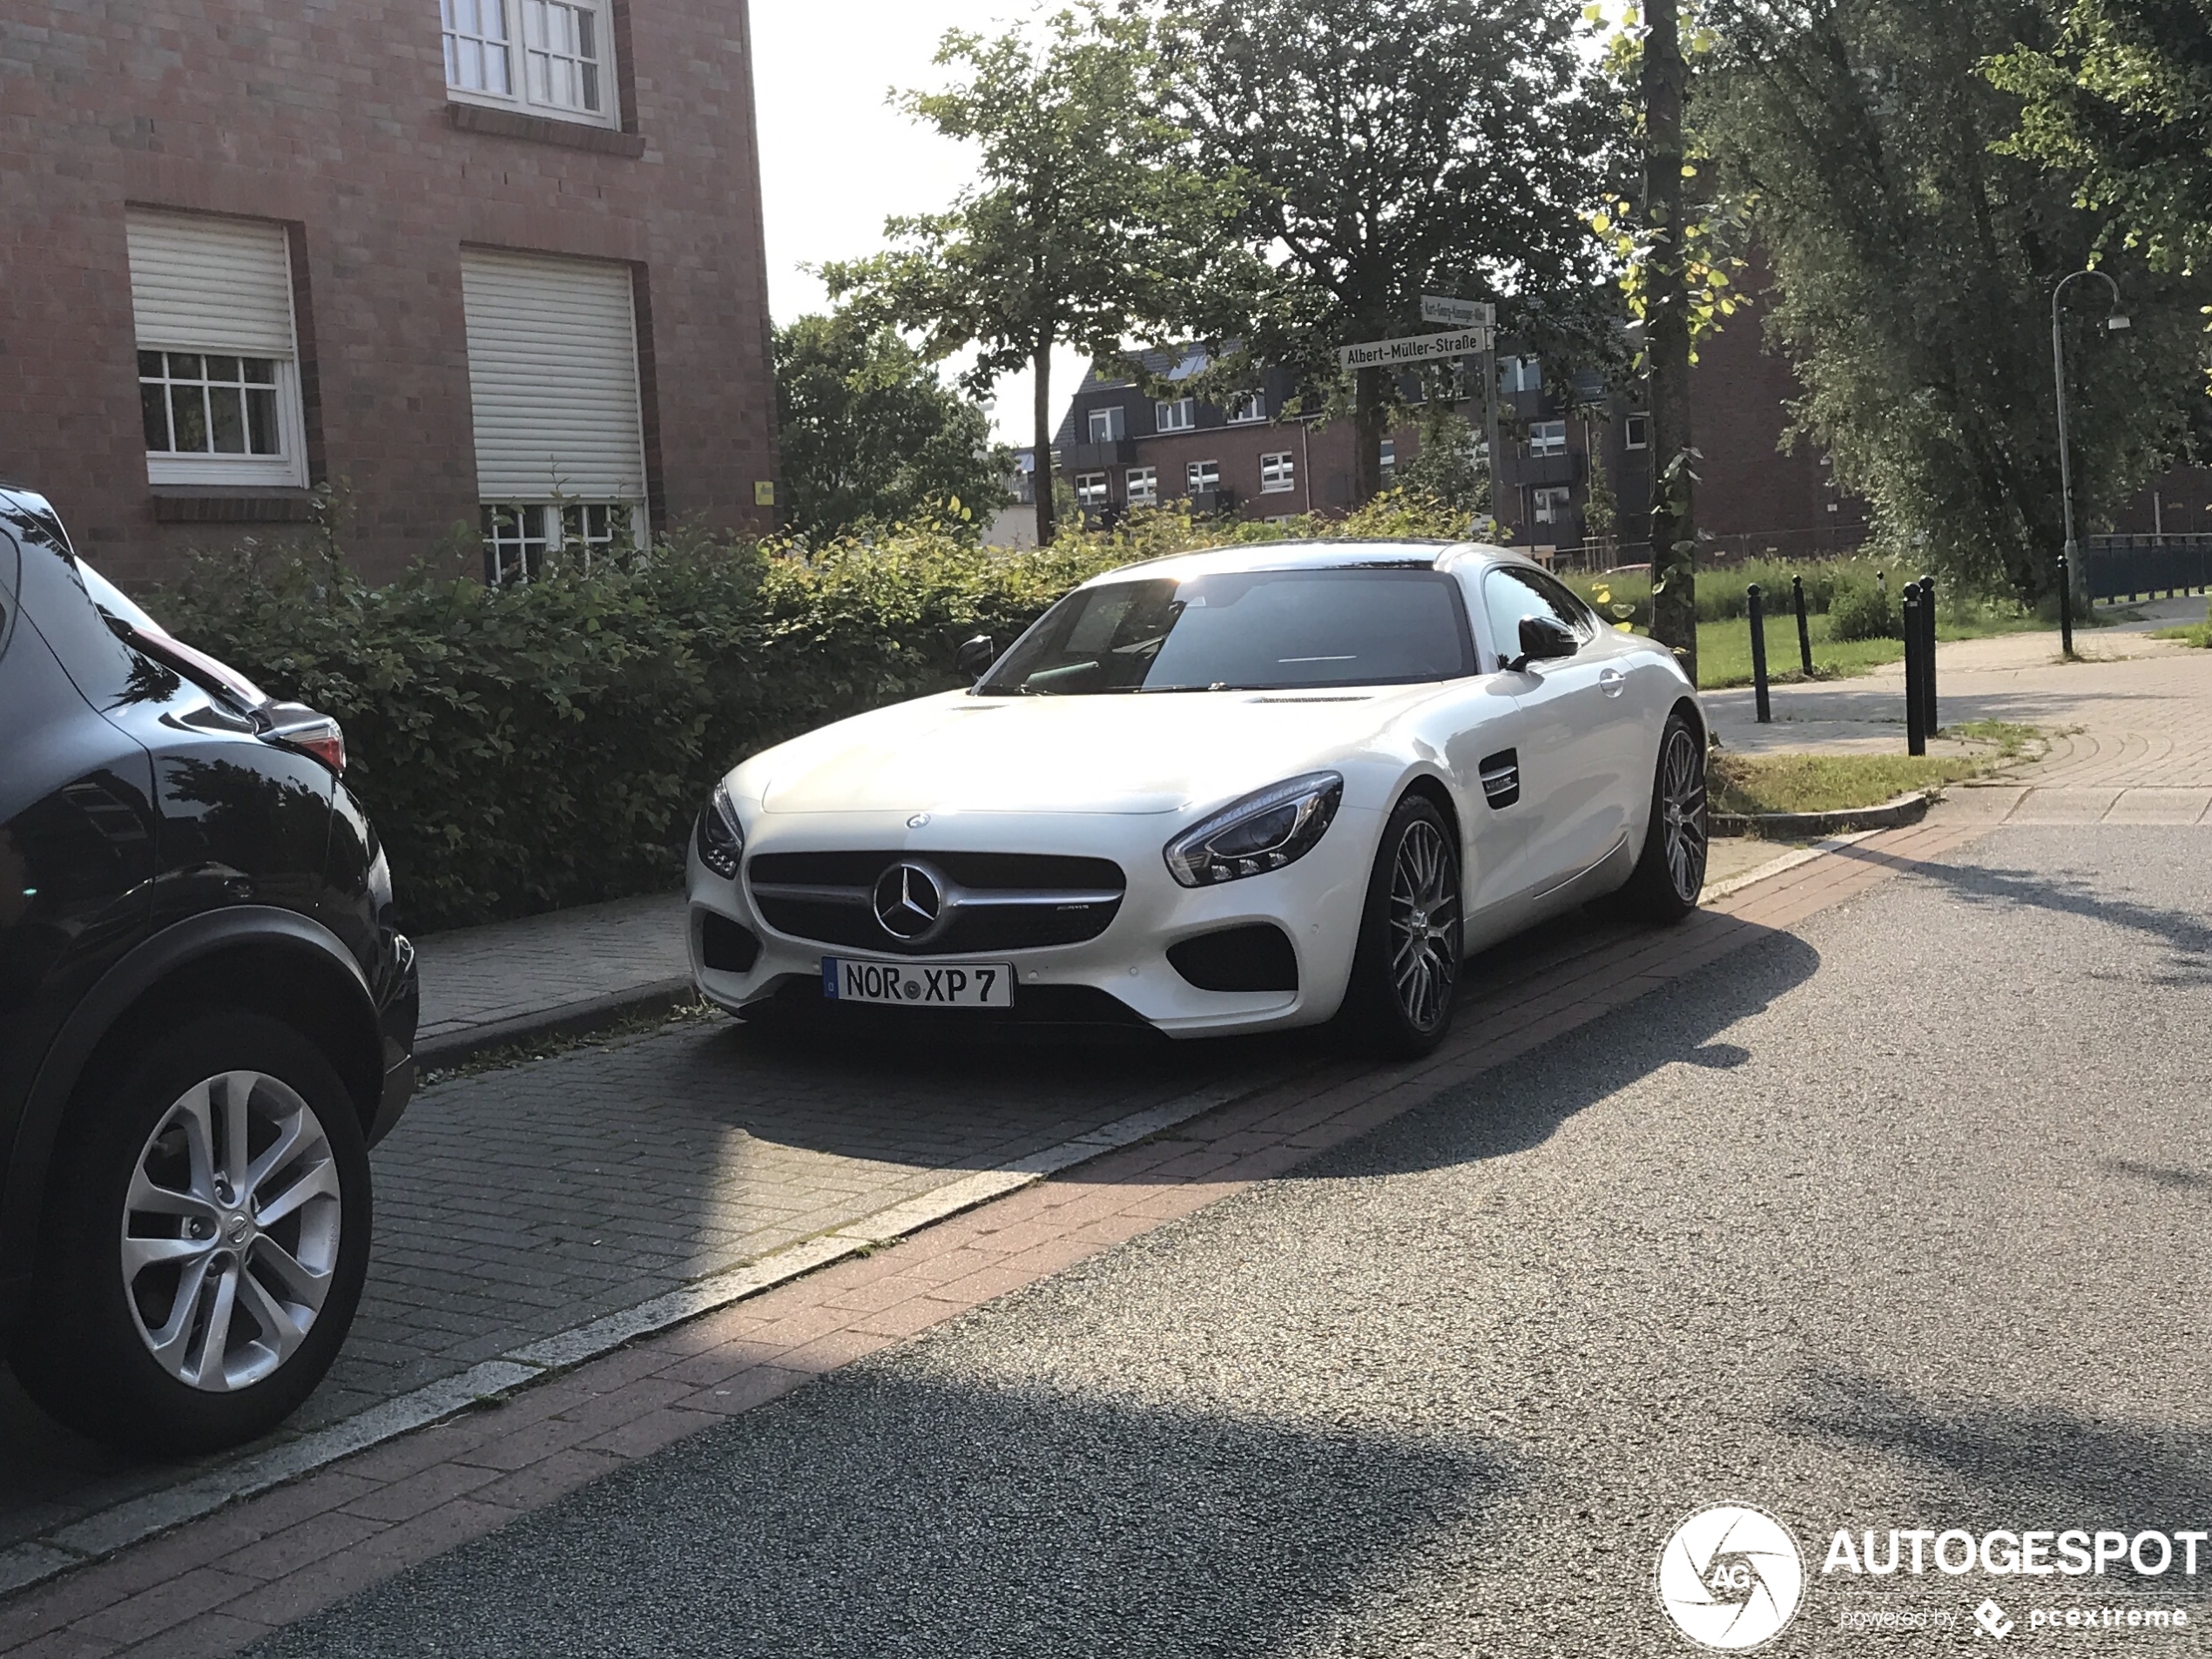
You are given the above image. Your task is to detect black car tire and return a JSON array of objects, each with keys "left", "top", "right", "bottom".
[
  {"left": 1611, "top": 709, "right": 1710, "bottom": 923},
  {"left": 10, "top": 1011, "right": 372, "bottom": 1456},
  {"left": 1332, "top": 794, "right": 1462, "bottom": 1059}
]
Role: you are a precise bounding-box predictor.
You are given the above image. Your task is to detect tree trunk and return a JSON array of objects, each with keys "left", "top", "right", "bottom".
[
  {"left": 1642, "top": 0, "right": 1698, "bottom": 679},
  {"left": 1032, "top": 342, "right": 1056, "bottom": 549},
  {"left": 1353, "top": 367, "right": 1387, "bottom": 505}
]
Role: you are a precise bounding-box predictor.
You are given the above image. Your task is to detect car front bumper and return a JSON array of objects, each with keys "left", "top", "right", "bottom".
[{"left": 685, "top": 806, "right": 1379, "bottom": 1037}]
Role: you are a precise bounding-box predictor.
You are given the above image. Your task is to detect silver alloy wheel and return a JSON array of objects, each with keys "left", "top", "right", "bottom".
[
  {"left": 119, "top": 1070, "right": 343, "bottom": 1393},
  {"left": 1388, "top": 817, "right": 1459, "bottom": 1032},
  {"left": 1660, "top": 725, "right": 1710, "bottom": 903}
]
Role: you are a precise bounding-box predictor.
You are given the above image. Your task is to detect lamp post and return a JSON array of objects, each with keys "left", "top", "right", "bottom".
[{"left": 2050, "top": 269, "right": 2130, "bottom": 625}]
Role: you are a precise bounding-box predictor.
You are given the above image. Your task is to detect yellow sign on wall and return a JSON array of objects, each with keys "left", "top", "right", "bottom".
[{"left": 754, "top": 481, "right": 776, "bottom": 507}]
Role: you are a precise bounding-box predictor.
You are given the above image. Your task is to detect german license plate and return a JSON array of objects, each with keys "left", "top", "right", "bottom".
[{"left": 821, "top": 958, "right": 1015, "bottom": 1008}]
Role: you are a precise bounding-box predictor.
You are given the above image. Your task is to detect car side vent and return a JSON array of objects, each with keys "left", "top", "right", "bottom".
[
  {"left": 1167, "top": 924, "right": 1298, "bottom": 994},
  {"left": 1479, "top": 749, "right": 1521, "bottom": 810},
  {"left": 698, "top": 910, "right": 761, "bottom": 974}
]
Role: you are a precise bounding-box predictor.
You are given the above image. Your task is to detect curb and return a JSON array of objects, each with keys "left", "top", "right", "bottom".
[
  {"left": 414, "top": 976, "right": 698, "bottom": 1069},
  {"left": 0, "top": 1082, "right": 1254, "bottom": 1599},
  {"left": 1712, "top": 789, "right": 1932, "bottom": 840}
]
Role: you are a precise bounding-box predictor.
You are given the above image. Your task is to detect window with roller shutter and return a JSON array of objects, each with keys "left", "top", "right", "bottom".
[
  {"left": 125, "top": 211, "right": 309, "bottom": 489},
  {"left": 459, "top": 247, "right": 648, "bottom": 581}
]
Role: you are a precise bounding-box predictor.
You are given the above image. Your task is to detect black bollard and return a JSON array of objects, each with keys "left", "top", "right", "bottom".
[
  {"left": 1747, "top": 583, "right": 1771, "bottom": 723},
  {"left": 1918, "top": 575, "right": 1938, "bottom": 734},
  {"left": 2058, "top": 555, "right": 2074, "bottom": 657},
  {"left": 1792, "top": 573, "right": 1813, "bottom": 676},
  {"left": 1902, "top": 586, "right": 1926, "bottom": 756}
]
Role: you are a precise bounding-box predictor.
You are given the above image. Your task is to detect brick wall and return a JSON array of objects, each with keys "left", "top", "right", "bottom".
[{"left": 0, "top": 0, "right": 779, "bottom": 586}]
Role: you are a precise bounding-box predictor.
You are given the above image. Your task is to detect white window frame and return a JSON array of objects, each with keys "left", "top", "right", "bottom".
[
  {"left": 1087, "top": 405, "right": 1126, "bottom": 443},
  {"left": 1075, "top": 471, "right": 1110, "bottom": 508},
  {"left": 1503, "top": 355, "right": 1541, "bottom": 394},
  {"left": 442, "top": 0, "right": 620, "bottom": 129},
  {"left": 138, "top": 350, "right": 308, "bottom": 489},
  {"left": 1624, "top": 413, "right": 1649, "bottom": 450},
  {"left": 1124, "top": 465, "right": 1157, "bottom": 508},
  {"left": 1532, "top": 485, "right": 1572, "bottom": 524},
  {"left": 1157, "top": 397, "right": 1196, "bottom": 433},
  {"left": 1259, "top": 451, "right": 1295, "bottom": 494},
  {"left": 481, "top": 501, "right": 644, "bottom": 582},
  {"left": 1528, "top": 420, "right": 1568, "bottom": 458},
  {"left": 1186, "top": 459, "right": 1220, "bottom": 494},
  {"left": 1227, "top": 391, "right": 1265, "bottom": 424}
]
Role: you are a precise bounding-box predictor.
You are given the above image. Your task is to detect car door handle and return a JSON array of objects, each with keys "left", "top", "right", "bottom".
[{"left": 1597, "top": 667, "right": 1627, "bottom": 697}]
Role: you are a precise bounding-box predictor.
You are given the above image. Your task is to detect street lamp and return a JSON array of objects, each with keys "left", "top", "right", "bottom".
[{"left": 2050, "top": 268, "right": 2130, "bottom": 621}]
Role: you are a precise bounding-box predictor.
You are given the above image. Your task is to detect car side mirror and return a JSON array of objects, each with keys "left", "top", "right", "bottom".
[
  {"left": 1507, "top": 615, "right": 1578, "bottom": 672},
  {"left": 955, "top": 635, "right": 996, "bottom": 678}
]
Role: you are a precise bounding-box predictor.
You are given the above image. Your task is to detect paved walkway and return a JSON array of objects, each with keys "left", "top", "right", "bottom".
[{"left": 1707, "top": 616, "right": 2212, "bottom": 824}]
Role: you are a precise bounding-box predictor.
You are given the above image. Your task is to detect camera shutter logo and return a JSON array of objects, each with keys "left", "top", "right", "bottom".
[{"left": 1656, "top": 1504, "right": 1805, "bottom": 1650}]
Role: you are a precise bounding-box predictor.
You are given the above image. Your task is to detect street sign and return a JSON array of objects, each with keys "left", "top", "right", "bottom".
[
  {"left": 1420, "top": 295, "right": 1495, "bottom": 328},
  {"left": 1337, "top": 325, "right": 1494, "bottom": 372}
]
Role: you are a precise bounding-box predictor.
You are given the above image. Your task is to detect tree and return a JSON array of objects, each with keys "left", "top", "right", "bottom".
[
  {"left": 1989, "top": 1, "right": 2212, "bottom": 280},
  {"left": 773, "top": 313, "right": 1012, "bottom": 541},
  {"left": 1391, "top": 408, "right": 1490, "bottom": 516},
  {"left": 821, "top": 6, "right": 1242, "bottom": 548},
  {"left": 1153, "top": 0, "right": 1624, "bottom": 507},
  {"left": 1641, "top": 0, "right": 1700, "bottom": 671},
  {"left": 1699, "top": 0, "right": 2207, "bottom": 604}
]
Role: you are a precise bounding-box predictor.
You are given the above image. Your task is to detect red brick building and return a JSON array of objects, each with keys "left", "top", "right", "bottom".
[{"left": 0, "top": 0, "right": 779, "bottom": 585}]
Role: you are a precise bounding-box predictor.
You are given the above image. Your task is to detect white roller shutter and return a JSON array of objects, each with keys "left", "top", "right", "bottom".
[
  {"left": 460, "top": 248, "right": 645, "bottom": 502},
  {"left": 125, "top": 211, "right": 298, "bottom": 356}
]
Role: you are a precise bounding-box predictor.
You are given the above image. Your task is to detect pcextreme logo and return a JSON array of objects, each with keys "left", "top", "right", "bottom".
[{"left": 1657, "top": 1503, "right": 1808, "bottom": 1650}]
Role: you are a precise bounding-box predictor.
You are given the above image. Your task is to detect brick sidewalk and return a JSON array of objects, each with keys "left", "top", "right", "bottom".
[{"left": 0, "top": 817, "right": 1991, "bottom": 1659}]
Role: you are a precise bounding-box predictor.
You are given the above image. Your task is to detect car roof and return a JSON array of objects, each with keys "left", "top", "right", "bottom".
[{"left": 1076, "top": 537, "right": 1534, "bottom": 588}]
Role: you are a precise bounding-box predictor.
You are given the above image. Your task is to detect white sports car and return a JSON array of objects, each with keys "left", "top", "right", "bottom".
[{"left": 685, "top": 540, "right": 1709, "bottom": 1055}]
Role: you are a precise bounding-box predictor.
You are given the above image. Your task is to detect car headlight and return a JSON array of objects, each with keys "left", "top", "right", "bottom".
[
  {"left": 695, "top": 781, "right": 745, "bottom": 879},
  {"left": 1164, "top": 772, "right": 1343, "bottom": 887}
]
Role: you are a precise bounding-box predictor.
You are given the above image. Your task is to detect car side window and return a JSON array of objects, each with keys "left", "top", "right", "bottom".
[
  {"left": 1524, "top": 568, "right": 1600, "bottom": 641},
  {"left": 1482, "top": 567, "right": 1584, "bottom": 666},
  {"left": 0, "top": 528, "right": 18, "bottom": 664}
]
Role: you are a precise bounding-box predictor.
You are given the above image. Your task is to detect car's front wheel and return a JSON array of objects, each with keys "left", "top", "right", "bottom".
[
  {"left": 10, "top": 1011, "right": 371, "bottom": 1455},
  {"left": 1334, "top": 793, "right": 1462, "bottom": 1057}
]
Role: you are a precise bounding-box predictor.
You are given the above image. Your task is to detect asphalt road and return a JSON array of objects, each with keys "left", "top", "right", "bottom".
[{"left": 244, "top": 826, "right": 2212, "bottom": 1657}]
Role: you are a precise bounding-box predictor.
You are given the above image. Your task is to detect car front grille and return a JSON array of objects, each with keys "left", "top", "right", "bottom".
[{"left": 746, "top": 850, "right": 1127, "bottom": 956}]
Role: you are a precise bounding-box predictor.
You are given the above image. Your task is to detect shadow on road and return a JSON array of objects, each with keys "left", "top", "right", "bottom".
[
  {"left": 242, "top": 1372, "right": 1504, "bottom": 1659},
  {"left": 1781, "top": 1368, "right": 2212, "bottom": 1568}
]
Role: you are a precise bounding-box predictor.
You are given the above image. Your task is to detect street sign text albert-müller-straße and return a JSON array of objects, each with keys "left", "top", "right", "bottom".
[{"left": 1337, "top": 323, "right": 1494, "bottom": 371}]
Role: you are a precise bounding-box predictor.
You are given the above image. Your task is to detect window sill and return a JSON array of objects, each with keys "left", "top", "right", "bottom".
[
  {"left": 151, "top": 489, "right": 320, "bottom": 525},
  {"left": 447, "top": 101, "right": 645, "bottom": 157}
]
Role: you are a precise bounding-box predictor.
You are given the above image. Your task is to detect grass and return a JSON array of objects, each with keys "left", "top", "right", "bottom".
[
  {"left": 2150, "top": 622, "right": 2212, "bottom": 648},
  {"left": 1708, "top": 752, "right": 1984, "bottom": 816},
  {"left": 1685, "top": 607, "right": 2061, "bottom": 691},
  {"left": 1707, "top": 718, "right": 2042, "bottom": 819}
]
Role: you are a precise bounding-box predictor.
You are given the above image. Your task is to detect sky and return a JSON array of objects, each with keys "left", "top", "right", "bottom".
[{"left": 749, "top": 2, "right": 1094, "bottom": 448}]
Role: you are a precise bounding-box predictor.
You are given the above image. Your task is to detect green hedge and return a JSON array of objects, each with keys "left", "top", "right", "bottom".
[{"left": 151, "top": 497, "right": 1470, "bottom": 932}]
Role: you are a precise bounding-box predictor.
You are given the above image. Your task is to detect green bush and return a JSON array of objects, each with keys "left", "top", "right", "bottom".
[
  {"left": 1825, "top": 575, "right": 1900, "bottom": 640},
  {"left": 147, "top": 498, "right": 1469, "bottom": 932}
]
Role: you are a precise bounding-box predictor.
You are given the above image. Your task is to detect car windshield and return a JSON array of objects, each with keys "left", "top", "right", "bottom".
[{"left": 975, "top": 567, "right": 1473, "bottom": 695}]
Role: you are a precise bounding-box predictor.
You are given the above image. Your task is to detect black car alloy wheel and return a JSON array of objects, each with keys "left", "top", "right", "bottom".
[{"left": 1388, "top": 815, "right": 1460, "bottom": 1034}]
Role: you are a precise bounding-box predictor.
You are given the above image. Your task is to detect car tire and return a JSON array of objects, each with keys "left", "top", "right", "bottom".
[
  {"left": 1611, "top": 709, "right": 1710, "bottom": 923},
  {"left": 10, "top": 1011, "right": 372, "bottom": 1456},
  {"left": 1332, "top": 793, "right": 1462, "bottom": 1058}
]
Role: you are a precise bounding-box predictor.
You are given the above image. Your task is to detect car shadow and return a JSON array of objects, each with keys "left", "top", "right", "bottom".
[{"left": 238, "top": 1370, "right": 1507, "bottom": 1659}]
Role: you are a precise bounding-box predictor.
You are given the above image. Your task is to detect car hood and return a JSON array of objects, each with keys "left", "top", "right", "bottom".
[{"left": 750, "top": 687, "right": 1439, "bottom": 816}]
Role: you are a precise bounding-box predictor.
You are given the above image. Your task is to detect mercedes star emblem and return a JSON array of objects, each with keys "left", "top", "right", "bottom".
[
  {"left": 907, "top": 812, "right": 932, "bottom": 828},
  {"left": 872, "top": 861, "right": 944, "bottom": 941}
]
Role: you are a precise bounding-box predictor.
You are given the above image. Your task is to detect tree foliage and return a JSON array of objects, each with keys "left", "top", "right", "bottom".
[
  {"left": 1988, "top": 0, "right": 2212, "bottom": 278},
  {"left": 1700, "top": 0, "right": 2208, "bottom": 603},
  {"left": 773, "top": 312, "right": 1012, "bottom": 541},
  {"left": 1151, "top": 0, "right": 1625, "bottom": 503},
  {"left": 821, "top": 5, "right": 1244, "bottom": 546}
]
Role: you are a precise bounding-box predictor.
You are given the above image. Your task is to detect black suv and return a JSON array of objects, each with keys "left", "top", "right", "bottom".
[{"left": 0, "top": 486, "right": 417, "bottom": 1454}]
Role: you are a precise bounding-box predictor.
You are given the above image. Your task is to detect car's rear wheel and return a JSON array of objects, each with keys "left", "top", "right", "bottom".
[
  {"left": 1334, "top": 794, "right": 1462, "bottom": 1057},
  {"left": 10, "top": 1011, "right": 371, "bottom": 1455},
  {"left": 1613, "top": 710, "right": 1709, "bottom": 922}
]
